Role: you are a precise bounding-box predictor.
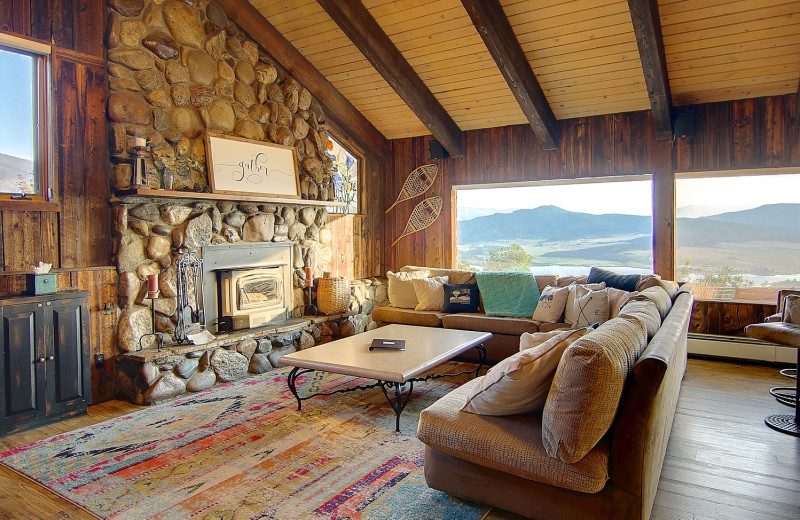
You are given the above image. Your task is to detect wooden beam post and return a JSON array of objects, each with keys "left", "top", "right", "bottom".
[
  {"left": 316, "top": 0, "right": 465, "bottom": 158},
  {"left": 795, "top": 73, "right": 800, "bottom": 128},
  {"left": 628, "top": 0, "right": 673, "bottom": 141},
  {"left": 460, "top": 0, "right": 560, "bottom": 151},
  {"left": 214, "top": 0, "right": 388, "bottom": 161}
]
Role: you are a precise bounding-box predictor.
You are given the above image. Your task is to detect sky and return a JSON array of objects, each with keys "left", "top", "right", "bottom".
[
  {"left": 0, "top": 48, "right": 35, "bottom": 160},
  {"left": 457, "top": 173, "right": 800, "bottom": 218}
]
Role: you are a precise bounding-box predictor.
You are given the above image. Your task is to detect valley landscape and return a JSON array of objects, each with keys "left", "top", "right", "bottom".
[{"left": 457, "top": 203, "right": 800, "bottom": 288}]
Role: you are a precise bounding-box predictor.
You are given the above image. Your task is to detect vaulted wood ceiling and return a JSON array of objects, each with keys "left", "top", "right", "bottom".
[{"left": 247, "top": 0, "right": 800, "bottom": 155}]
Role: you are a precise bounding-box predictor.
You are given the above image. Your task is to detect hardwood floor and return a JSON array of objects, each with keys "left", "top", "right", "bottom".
[{"left": 1, "top": 358, "right": 797, "bottom": 520}]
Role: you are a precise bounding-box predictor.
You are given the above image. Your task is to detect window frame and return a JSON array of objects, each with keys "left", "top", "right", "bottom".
[
  {"left": 0, "top": 31, "right": 55, "bottom": 209},
  {"left": 453, "top": 174, "right": 655, "bottom": 273}
]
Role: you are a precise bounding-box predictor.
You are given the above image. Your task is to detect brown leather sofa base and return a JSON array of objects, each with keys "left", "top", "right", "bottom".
[{"left": 425, "top": 446, "right": 639, "bottom": 520}]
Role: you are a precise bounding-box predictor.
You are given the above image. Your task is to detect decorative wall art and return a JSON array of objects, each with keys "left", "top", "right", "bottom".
[
  {"left": 391, "top": 196, "right": 443, "bottom": 246},
  {"left": 385, "top": 164, "right": 438, "bottom": 213},
  {"left": 206, "top": 132, "right": 300, "bottom": 198}
]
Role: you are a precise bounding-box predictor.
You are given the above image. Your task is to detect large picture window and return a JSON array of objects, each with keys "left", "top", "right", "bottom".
[
  {"left": 676, "top": 170, "right": 800, "bottom": 303},
  {"left": 456, "top": 177, "right": 653, "bottom": 274},
  {"left": 0, "top": 33, "right": 51, "bottom": 202}
]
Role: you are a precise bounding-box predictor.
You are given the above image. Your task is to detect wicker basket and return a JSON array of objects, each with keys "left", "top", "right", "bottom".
[{"left": 317, "top": 275, "right": 350, "bottom": 315}]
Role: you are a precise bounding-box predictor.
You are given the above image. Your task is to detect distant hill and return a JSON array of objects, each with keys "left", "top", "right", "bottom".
[
  {"left": 0, "top": 152, "right": 33, "bottom": 192},
  {"left": 458, "top": 203, "right": 800, "bottom": 246},
  {"left": 457, "top": 206, "right": 650, "bottom": 244}
]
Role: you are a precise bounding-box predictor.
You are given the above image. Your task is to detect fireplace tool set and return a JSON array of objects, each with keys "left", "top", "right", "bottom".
[{"left": 174, "top": 251, "right": 206, "bottom": 343}]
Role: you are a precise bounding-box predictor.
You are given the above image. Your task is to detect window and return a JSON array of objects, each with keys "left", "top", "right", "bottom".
[
  {"left": 324, "top": 136, "right": 359, "bottom": 214},
  {"left": 455, "top": 177, "right": 653, "bottom": 274},
  {"left": 0, "top": 33, "right": 51, "bottom": 202},
  {"left": 675, "top": 170, "right": 800, "bottom": 303}
]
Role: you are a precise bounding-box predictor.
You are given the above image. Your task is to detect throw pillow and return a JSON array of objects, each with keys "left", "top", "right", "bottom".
[
  {"left": 442, "top": 283, "right": 480, "bottom": 313},
  {"left": 607, "top": 287, "right": 638, "bottom": 318},
  {"left": 573, "top": 286, "right": 610, "bottom": 327},
  {"left": 531, "top": 285, "right": 570, "bottom": 323},
  {"left": 564, "top": 282, "right": 606, "bottom": 325},
  {"left": 386, "top": 270, "right": 430, "bottom": 308},
  {"left": 542, "top": 316, "right": 648, "bottom": 463},
  {"left": 520, "top": 328, "right": 576, "bottom": 351},
  {"left": 587, "top": 267, "right": 642, "bottom": 292},
  {"left": 462, "top": 328, "right": 591, "bottom": 416},
  {"left": 475, "top": 271, "right": 540, "bottom": 318},
  {"left": 412, "top": 276, "right": 450, "bottom": 311},
  {"left": 618, "top": 298, "right": 662, "bottom": 339}
]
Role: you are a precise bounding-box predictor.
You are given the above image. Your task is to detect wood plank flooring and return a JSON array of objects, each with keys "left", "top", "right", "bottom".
[{"left": 1, "top": 358, "right": 798, "bottom": 520}]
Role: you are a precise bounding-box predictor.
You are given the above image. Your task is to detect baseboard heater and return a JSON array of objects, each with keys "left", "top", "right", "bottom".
[{"left": 688, "top": 333, "right": 795, "bottom": 364}]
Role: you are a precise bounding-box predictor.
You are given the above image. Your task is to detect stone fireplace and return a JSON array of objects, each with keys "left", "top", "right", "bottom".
[
  {"left": 201, "top": 242, "right": 293, "bottom": 332},
  {"left": 107, "top": 0, "right": 389, "bottom": 404}
]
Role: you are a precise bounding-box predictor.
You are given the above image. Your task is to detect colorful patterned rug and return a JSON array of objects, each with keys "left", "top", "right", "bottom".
[{"left": 0, "top": 362, "right": 488, "bottom": 520}]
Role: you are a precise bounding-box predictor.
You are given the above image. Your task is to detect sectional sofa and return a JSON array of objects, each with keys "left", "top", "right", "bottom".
[{"left": 373, "top": 265, "right": 694, "bottom": 520}]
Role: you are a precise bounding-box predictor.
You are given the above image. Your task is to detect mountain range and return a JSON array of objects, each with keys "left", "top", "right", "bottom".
[{"left": 458, "top": 204, "right": 800, "bottom": 246}]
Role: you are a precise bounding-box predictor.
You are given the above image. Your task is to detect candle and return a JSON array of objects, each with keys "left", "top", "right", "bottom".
[
  {"left": 134, "top": 136, "right": 146, "bottom": 148},
  {"left": 305, "top": 266, "right": 313, "bottom": 287},
  {"left": 147, "top": 273, "right": 158, "bottom": 292}
]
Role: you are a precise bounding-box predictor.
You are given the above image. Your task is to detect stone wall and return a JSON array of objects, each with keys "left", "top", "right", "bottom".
[
  {"left": 107, "top": 0, "right": 332, "bottom": 197},
  {"left": 107, "top": 0, "right": 354, "bottom": 354}
]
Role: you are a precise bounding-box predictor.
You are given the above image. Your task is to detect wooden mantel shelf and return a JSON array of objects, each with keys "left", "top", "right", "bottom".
[{"left": 113, "top": 187, "right": 346, "bottom": 207}]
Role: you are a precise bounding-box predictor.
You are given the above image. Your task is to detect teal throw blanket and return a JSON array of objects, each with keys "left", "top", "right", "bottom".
[{"left": 475, "top": 271, "right": 540, "bottom": 318}]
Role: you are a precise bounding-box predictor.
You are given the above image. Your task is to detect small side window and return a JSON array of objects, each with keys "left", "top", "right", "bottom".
[
  {"left": 0, "top": 33, "right": 52, "bottom": 202},
  {"left": 325, "top": 136, "right": 360, "bottom": 214}
]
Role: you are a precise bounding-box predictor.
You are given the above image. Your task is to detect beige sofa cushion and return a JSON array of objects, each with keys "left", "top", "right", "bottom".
[
  {"left": 371, "top": 306, "right": 444, "bottom": 327},
  {"left": 412, "top": 275, "right": 449, "bottom": 311},
  {"left": 542, "top": 317, "right": 648, "bottom": 463},
  {"left": 418, "top": 379, "right": 610, "bottom": 494},
  {"left": 442, "top": 313, "right": 543, "bottom": 336},
  {"left": 462, "top": 328, "right": 591, "bottom": 416},
  {"left": 520, "top": 328, "right": 576, "bottom": 351},
  {"left": 618, "top": 298, "right": 662, "bottom": 339},
  {"left": 632, "top": 286, "right": 673, "bottom": 319},
  {"left": 636, "top": 274, "right": 679, "bottom": 299},
  {"left": 401, "top": 265, "right": 476, "bottom": 285},
  {"left": 607, "top": 287, "right": 638, "bottom": 318},
  {"left": 387, "top": 270, "right": 430, "bottom": 308}
]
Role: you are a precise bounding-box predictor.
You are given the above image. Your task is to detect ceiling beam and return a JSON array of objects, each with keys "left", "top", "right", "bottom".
[
  {"left": 213, "top": 0, "right": 388, "bottom": 161},
  {"left": 461, "top": 0, "right": 559, "bottom": 150},
  {"left": 315, "top": 0, "right": 465, "bottom": 158},
  {"left": 628, "top": 0, "right": 673, "bottom": 140}
]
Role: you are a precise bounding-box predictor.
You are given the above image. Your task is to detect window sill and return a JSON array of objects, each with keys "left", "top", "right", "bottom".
[{"left": 0, "top": 199, "right": 59, "bottom": 212}]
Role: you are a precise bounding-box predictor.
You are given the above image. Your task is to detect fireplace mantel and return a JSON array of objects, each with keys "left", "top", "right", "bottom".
[{"left": 113, "top": 188, "right": 347, "bottom": 208}]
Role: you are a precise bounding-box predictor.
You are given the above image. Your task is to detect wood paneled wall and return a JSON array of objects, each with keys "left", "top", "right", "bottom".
[
  {"left": 383, "top": 110, "right": 674, "bottom": 277},
  {"left": 0, "top": 1, "right": 116, "bottom": 403},
  {"left": 0, "top": 1, "right": 111, "bottom": 270},
  {"left": 382, "top": 95, "right": 800, "bottom": 278}
]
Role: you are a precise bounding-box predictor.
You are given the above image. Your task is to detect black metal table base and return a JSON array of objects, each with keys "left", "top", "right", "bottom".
[
  {"left": 764, "top": 348, "right": 800, "bottom": 437},
  {"left": 286, "top": 344, "right": 486, "bottom": 432}
]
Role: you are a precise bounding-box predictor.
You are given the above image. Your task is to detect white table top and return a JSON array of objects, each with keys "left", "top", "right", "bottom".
[{"left": 278, "top": 324, "right": 492, "bottom": 383}]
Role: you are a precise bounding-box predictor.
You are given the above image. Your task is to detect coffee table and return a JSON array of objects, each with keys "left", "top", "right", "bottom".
[{"left": 279, "top": 324, "right": 491, "bottom": 431}]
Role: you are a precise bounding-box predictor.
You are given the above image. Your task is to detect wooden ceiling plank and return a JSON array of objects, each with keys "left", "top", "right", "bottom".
[
  {"left": 666, "top": 33, "right": 800, "bottom": 64},
  {"left": 461, "top": 0, "right": 560, "bottom": 150},
  {"left": 662, "top": 13, "right": 799, "bottom": 44},
  {"left": 219, "top": 0, "right": 388, "bottom": 160},
  {"left": 670, "top": 70, "right": 799, "bottom": 91},
  {"left": 659, "top": 0, "right": 799, "bottom": 27},
  {"left": 669, "top": 54, "right": 800, "bottom": 80},
  {"left": 628, "top": 0, "right": 673, "bottom": 140},
  {"left": 316, "top": 0, "right": 465, "bottom": 157},
  {"left": 515, "top": 20, "right": 634, "bottom": 50},
  {"left": 672, "top": 80, "right": 796, "bottom": 106}
]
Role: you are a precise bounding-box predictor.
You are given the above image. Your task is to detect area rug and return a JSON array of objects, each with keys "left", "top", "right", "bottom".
[{"left": 0, "top": 362, "right": 488, "bottom": 520}]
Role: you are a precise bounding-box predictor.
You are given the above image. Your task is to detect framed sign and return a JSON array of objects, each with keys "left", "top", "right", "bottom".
[{"left": 205, "top": 132, "right": 300, "bottom": 198}]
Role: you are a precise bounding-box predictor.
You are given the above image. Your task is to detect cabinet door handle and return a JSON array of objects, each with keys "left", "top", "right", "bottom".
[
  {"left": 46, "top": 355, "right": 54, "bottom": 361},
  {"left": 36, "top": 357, "right": 45, "bottom": 364}
]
